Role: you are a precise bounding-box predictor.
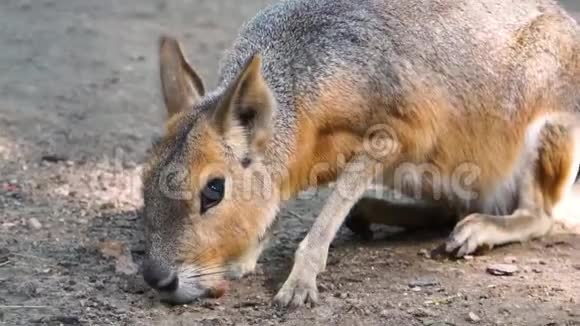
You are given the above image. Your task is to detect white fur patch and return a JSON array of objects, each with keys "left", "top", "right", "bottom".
[{"left": 552, "top": 128, "right": 580, "bottom": 233}]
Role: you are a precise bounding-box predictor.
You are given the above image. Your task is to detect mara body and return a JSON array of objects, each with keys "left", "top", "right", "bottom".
[{"left": 140, "top": 0, "right": 580, "bottom": 306}]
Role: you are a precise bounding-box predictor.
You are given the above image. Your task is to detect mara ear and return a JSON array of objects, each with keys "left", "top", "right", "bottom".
[
  {"left": 159, "top": 35, "right": 205, "bottom": 119},
  {"left": 212, "top": 54, "right": 275, "bottom": 162}
]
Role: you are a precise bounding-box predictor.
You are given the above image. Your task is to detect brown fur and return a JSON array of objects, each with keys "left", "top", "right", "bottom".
[{"left": 537, "top": 122, "right": 576, "bottom": 211}]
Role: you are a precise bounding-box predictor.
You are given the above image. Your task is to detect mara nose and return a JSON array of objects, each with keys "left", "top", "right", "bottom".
[{"left": 142, "top": 259, "right": 178, "bottom": 292}]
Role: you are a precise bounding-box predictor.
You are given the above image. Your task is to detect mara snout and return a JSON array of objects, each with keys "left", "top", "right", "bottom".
[{"left": 141, "top": 0, "right": 580, "bottom": 307}]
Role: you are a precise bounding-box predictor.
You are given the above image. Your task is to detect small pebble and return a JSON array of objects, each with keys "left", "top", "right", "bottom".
[
  {"left": 468, "top": 311, "right": 481, "bottom": 323},
  {"left": 409, "top": 278, "right": 440, "bottom": 288},
  {"left": 28, "top": 218, "right": 42, "bottom": 230},
  {"left": 486, "top": 264, "right": 519, "bottom": 276}
]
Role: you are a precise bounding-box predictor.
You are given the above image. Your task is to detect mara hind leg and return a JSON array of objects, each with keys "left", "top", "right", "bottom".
[
  {"left": 344, "top": 197, "right": 457, "bottom": 240},
  {"left": 446, "top": 121, "right": 580, "bottom": 257},
  {"left": 552, "top": 179, "right": 580, "bottom": 233}
]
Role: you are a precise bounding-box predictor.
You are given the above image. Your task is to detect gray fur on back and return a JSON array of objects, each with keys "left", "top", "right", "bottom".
[{"left": 218, "top": 0, "right": 578, "bottom": 106}]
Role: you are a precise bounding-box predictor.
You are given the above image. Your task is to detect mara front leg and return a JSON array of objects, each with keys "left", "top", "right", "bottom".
[{"left": 274, "top": 145, "right": 401, "bottom": 307}]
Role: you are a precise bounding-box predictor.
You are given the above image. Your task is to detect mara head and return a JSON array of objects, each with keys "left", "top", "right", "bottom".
[{"left": 141, "top": 36, "right": 280, "bottom": 304}]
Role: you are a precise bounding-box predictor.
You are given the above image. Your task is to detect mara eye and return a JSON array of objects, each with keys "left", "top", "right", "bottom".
[{"left": 200, "top": 178, "right": 225, "bottom": 214}]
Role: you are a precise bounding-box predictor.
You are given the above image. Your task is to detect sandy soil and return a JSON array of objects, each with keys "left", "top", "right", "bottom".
[{"left": 1, "top": 0, "right": 580, "bottom": 325}]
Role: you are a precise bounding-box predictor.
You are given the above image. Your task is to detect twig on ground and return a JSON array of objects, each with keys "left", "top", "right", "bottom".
[
  {"left": 285, "top": 210, "right": 303, "bottom": 220},
  {"left": 0, "top": 305, "right": 52, "bottom": 309},
  {"left": 11, "top": 252, "right": 60, "bottom": 266},
  {"left": 10, "top": 253, "right": 51, "bottom": 262}
]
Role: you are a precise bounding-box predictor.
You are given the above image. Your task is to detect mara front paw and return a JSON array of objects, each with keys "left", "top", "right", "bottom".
[{"left": 273, "top": 270, "right": 318, "bottom": 308}]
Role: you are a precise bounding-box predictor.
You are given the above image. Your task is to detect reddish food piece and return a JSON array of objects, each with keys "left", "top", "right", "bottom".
[{"left": 207, "top": 281, "right": 228, "bottom": 298}]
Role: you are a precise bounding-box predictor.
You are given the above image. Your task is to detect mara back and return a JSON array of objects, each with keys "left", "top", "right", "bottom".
[{"left": 218, "top": 0, "right": 580, "bottom": 120}]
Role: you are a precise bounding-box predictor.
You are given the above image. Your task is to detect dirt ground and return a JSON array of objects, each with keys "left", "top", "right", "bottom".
[{"left": 1, "top": 0, "right": 580, "bottom": 325}]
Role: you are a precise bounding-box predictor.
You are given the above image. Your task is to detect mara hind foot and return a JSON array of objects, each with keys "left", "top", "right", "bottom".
[{"left": 446, "top": 119, "right": 580, "bottom": 257}]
